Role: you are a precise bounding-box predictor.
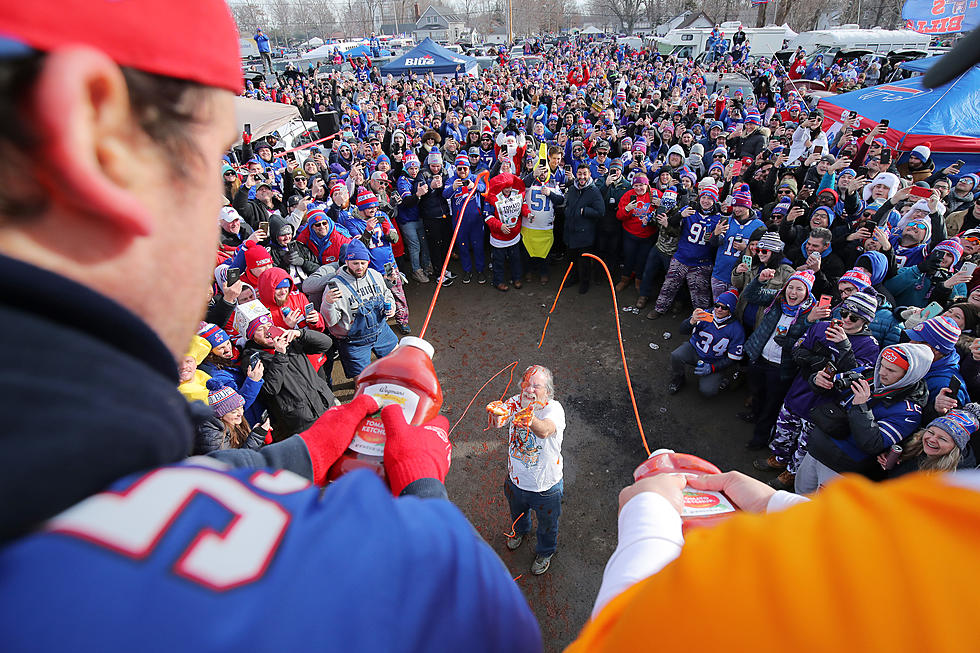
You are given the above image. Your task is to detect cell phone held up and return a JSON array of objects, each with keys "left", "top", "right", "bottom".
[
  {"left": 225, "top": 267, "right": 242, "bottom": 286},
  {"left": 909, "top": 185, "right": 932, "bottom": 200},
  {"left": 818, "top": 295, "right": 833, "bottom": 311}
]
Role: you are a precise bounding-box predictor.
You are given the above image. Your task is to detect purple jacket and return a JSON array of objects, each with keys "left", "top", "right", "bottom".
[{"left": 783, "top": 321, "right": 881, "bottom": 419}]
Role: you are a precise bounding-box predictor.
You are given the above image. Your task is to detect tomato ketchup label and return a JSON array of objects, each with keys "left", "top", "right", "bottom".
[
  {"left": 349, "top": 383, "right": 420, "bottom": 456},
  {"left": 681, "top": 488, "right": 735, "bottom": 518}
]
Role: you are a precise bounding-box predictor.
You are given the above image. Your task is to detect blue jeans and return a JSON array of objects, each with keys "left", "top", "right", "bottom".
[
  {"left": 337, "top": 322, "right": 399, "bottom": 378},
  {"left": 639, "top": 248, "right": 672, "bottom": 296},
  {"left": 504, "top": 477, "right": 563, "bottom": 557},
  {"left": 621, "top": 231, "right": 653, "bottom": 278},
  {"left": 455, "top": 217, "right": 485, "bottom": 273},
  {"left": 398, "top": 220, "right": 430, "bottom": 271},
  {"left": 491, "top": 243, "right": 524, "bottom": 285}
]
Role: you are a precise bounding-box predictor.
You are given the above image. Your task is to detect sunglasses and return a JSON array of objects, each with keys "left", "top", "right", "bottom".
[
  {"left": 777, "top": 189, "right": 793, "bottom": 195},
  {"left": 713, "top": 303, "right": 730, "bottom": 311},
  {"left": 757, "top": 248, "right": 772, "bottom": 254},
  {"left": 908, "top": 223, "right": 927, "bottom": 230},
  {"left": 839, "top": 309, "right": 862, "bottom": 322}
]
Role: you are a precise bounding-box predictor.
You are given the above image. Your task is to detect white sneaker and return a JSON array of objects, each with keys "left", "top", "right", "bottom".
[{"left": 444, "top": 270, "right": 456, "bottom": 279}]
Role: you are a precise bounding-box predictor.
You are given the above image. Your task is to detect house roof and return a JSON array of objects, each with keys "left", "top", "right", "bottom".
[
  {"left": 419, "top": 4, "right": 462, "bottom": 23},
  {"left": 677, "top": 11, "right": 714, "bottom": 29}
]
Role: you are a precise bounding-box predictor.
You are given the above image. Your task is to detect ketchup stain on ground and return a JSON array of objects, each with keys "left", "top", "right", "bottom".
[{"left": 395, "top": 270, "right": 759, "bottom": 653}]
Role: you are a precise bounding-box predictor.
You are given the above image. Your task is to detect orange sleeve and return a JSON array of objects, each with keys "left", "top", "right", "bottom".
[{"left": 566, "top": 473, "right": 980, "bottom": 653}]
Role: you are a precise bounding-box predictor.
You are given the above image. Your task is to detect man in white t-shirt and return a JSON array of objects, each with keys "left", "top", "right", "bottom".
[{"left": 494, "top": 365, "right": 566, "bottom": 575}]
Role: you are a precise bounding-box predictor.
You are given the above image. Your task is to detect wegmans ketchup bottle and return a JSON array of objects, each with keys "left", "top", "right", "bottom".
[
  {"left": 632, "top": 449, "right": 736, "bottom": 532},
  {"left": 327, "top": 337, "right": 444, "bottom": 484}
]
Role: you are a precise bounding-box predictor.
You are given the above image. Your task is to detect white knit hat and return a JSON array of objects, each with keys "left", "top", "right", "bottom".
[{"left": 911, "top": 144, "right": 931, "bottom": 161}]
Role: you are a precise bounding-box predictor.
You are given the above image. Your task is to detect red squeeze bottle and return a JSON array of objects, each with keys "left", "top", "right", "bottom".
[
  {"left": 632, "top": 449, "right": 737, "bottom": 532},
  {"left": 327, "top": 337, "right": 443, "bottom": 484}
]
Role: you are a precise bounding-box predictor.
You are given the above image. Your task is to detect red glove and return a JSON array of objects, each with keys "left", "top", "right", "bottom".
[
  {"left": 380, "top": 404, "right": 451, "bottom": 496},
  {"left": 242, "top": 130, "right": 252, "bottom": 145},
  {"left": 298, "top": 395, "right": 378, "bottom": 485}
]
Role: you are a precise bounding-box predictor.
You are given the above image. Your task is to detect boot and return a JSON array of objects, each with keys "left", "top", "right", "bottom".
[
  {"left": 636, "top": 296, "right": 648, "bottom": 309},
  {"left": 614, "top": 275, "right": 630, "bottom": 292},
  {"left": 768, "top": 471, "right": 796, "bottom": 491}
]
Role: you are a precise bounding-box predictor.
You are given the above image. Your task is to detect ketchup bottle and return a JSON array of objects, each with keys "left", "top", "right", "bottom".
[
  {"left": 327, "top": 336, "right": 443, "bottom": 484},
  {"left": 632, "top": 449, "right": 736, "bottom": 532}
]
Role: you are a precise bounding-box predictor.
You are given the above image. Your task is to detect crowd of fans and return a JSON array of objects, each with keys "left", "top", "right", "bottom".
[{"left": 197, "top": 34, "right": 980, "bottom": 494}]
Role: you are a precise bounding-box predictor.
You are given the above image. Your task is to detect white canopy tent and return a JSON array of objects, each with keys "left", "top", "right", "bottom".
[{"left": 233, "top": 97, "right": 301, "bottom": 147}]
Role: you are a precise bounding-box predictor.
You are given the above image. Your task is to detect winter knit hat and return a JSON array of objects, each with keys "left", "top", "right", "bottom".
[
  {"left": 840, "top": 268, "right": 872, "bottom": 292},
  {"left": 426, "top": 147, "right": 443, "bottom": 165},
  {"left": 960, "top": 173, "right": 980, "bottom": 192},
  {"left": 632, "top": 173, "right": 649, "bottom": 185},
  {"left": 699, "top": 185, "right": 719, "bottom": 202},
  {"left": 772, "top": 198, "right": 792, "bottom": 216},
  {"left": 206, "top": 379, "right": 245, "bottom": 417},
  {"left": 198, "top": 323, "right": 230, "bottom": 348},
  {"left": 716, "top": 289, "right": 739, "bottom": 313},
  {"left": 811, "top": 205, "right": 836, "bottom": 225},
  {"left": 455, "top": 153, "right": 470, "bottom": 167},
  {"left": 787, "top": 269, "right": 815, "bottom": 295},
  {"left": 745, "top": 108, "right": 761, "bottom": 125},
  {"left": 330, "top": 181, "right": 347, "bottom": 197},
  {"left": 927, "top": 403, "right": 980, "bottom": 451},
  {"left": 757, "top": 231, "right": 784, "bottom": 252},
  {"left": 246, "top": 313, "right": 272, "bottom": 340},
  {"left": 906, "top": 315, "right": 961, "bottom": 354},
  {"left": 355, "top": 187, "right": 379, "bottom": 211},
  {"left": 778, "top": 178, "right": 798, "bottom": 194},
  {"left": 933, "top": 238, "right": 964, "bottom": 266},
  {"left": 403, "top": 152, "right": 420, "bottom": 167},
  {"left": 733, "top": 186, "right": 752, "bottom": 209},
  {"left": 243, "top": 243, "right": 272, "bottom": 270},
  {"left": 842, "top": 290, "right": 878, "bottom": 323},
  {"left": 345, "top": 238, "right": 371, "bottom": 262},
  {"left": 911, "top": 144, "right": 931, "bottom": 161},
  {"left": 708, "top": 161, "right": 726, "bottom": 176}
]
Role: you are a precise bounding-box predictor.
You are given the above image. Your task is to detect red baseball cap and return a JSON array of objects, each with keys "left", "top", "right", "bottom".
[{"left": 0, "top": 1, "right": 242, "bottom": 93}]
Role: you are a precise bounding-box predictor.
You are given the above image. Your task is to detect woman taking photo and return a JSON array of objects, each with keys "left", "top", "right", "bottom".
[{"left": 741, "top": 269, "right": 821, "bottom": 450}]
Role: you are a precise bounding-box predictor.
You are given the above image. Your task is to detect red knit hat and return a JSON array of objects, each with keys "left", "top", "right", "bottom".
[
  {"left": 355, "top": 187, "right": 379, "bottom": 211},
  {"left": 244, "top": 244, "right": 273, "bottom": 271}
]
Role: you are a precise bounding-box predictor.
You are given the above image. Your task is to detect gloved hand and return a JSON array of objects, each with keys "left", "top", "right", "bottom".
[
  {"left": 918, "top": 254, "right": 941, "bottom": 276},
  {"left": 380, "top": 404, "right": 451, "bottom": 496},
  {"left": 242, "top": 130, "right": 252, "bottom": 145},
  {"left": 298, "top": 394, "right": 379, "bottom": 485},
  {"left": 694, "top": 360, "right": 714, "bottom": 376}
]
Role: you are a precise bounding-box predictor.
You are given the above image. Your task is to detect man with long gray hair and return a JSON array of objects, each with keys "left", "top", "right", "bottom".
[{"left": 488, "top": 365, "right": 567, "bottom": 575}]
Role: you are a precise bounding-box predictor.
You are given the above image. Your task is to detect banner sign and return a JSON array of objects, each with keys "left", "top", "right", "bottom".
[{"left": 902, "top": 0, "right": 980, "bottom": 34}]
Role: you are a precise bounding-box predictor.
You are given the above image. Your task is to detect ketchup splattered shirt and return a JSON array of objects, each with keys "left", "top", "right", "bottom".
[{"left": 504, "top": 395, "right": 566, "bottom": 492}]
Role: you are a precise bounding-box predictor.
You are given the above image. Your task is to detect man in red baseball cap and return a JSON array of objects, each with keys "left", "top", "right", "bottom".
[{"left": 0, "top": 4, "right": 539, "bottom": 651}]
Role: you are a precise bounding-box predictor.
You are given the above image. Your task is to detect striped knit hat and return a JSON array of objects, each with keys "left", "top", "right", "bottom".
[
  {"left": 839, "top": 268, "right": 872, "bottom": 292},
  {"left": 455, "top": 153, "right": 470, "bottom": 167},
  {"left": 757, "top": 231, "right": 785, "bottom": 252},
  {"left": 246, "top": 313, "right": 273, "bottom": 340},
  {"left": 198, "top": 323, "right": 230, "bottom": 348},
  {"left": 787, "top": 269, "right": 815, "bottom": 294},
  {"left": 842, "top": 289, "right": 878, "bottom": 323},
  {"left": 355, "top": 187, "right": 379, "bottom": 211},
  {"left": 745, "top": 107, "right": 761, "bottom": 125},
  {"left": 907, "top": 315, "right": 961, "bottom": 354},
  {"left": 699, "top": 185, "right": 719, "bottom": 202},
  {"left": 403, "top": 151, "right": 420, "bottom": 168},
  {"left": 933, "top": 238, "right": 964, "bottom": 266},
  {"left": 928, "top": 404, "right": 980, "bottom": 451},
  {"left": 207, "top": 379, "right": 245, "bottom": 417},
  {"left": 733, "top": 185, "right": 752, "bottom": 209}
]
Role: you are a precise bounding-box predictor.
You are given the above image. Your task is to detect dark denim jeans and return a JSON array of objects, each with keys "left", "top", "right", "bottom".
[{"left": 504, "top": 477, "right": 563, "bottom": 556}]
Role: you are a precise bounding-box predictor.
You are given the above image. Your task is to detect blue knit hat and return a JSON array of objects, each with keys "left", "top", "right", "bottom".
[
  {"left": 907, "top": 315, "right": 961, "bottom": 354},
  {"left": 856, "top": 251, "right": 889, "bottom": 285},
  {"left": 197, "top": 323, "right": 230, "bottom": 348},
  {"left": 716, "top": 289, "right": 738, "bottom": 312},
  {"left": 928, "top": 404, "right": 980, "bottom": 451},
  {"left": 344, "top": 238, "right": 371, "bottom": 262}
]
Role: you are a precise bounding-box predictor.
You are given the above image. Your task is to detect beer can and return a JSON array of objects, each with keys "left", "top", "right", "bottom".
[{"left": 883, "top": 444, "right": 903, "bottom": 470}]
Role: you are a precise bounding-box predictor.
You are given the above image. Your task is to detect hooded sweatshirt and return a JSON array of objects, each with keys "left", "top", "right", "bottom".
[{"left": 809, "top": 342, "right": 933, "bottom": 475}]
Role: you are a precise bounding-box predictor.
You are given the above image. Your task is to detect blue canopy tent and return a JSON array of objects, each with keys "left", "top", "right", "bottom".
[
  {"left": 381, "top": 37, "right": 478, "bottom": 77},
  {"left": 343, "top": 44, "right": 390, "bottom": 59},
  {"left": 817, "top": 62, "right": 980, "bottom": 170}
]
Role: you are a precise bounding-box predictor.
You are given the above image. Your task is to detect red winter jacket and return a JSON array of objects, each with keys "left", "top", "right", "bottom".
[
  {"left": 256, "top": 267, "right": 327, "bottom": 371},
  {"left": 617, "top": 188, "right": 659, "bottom": 239},
  {"left": 567, "top": 65, "right": 590, "bottom": 87}
]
